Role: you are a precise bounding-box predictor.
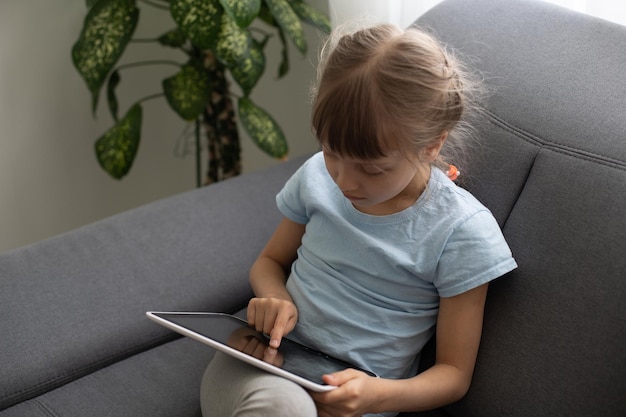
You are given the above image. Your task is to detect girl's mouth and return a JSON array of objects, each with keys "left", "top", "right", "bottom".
[{"left": 343, "top": 193, "right": 365, "bottom": 201}]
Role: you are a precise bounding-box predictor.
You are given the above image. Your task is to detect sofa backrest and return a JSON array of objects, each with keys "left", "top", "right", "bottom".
[{"left": 416, "top": 1, "right": 625, "bottom": 416}]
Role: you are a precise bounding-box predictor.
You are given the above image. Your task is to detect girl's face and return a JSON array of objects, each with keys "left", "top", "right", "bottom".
[{"left": 322, "top": 146, "right": 429, "bottom": 216}]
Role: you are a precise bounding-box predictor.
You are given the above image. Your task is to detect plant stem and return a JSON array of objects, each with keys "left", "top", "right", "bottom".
[
  {"left": 130, "top": 38, "right": 160, "bottom": 43},
  {"left": 116, "top": 60, "right": 181, "bottom": 71},
  {"left": 202, "top": 53, "right": 241, "bottom": 184},
  {"left": 136, "top": 92, "right": 165, "bottom": 105}
]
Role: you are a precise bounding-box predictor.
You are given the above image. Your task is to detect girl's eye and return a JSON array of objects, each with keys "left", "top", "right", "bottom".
[{"left": 362, "top": 166, "right": 385, "bottom": 176}]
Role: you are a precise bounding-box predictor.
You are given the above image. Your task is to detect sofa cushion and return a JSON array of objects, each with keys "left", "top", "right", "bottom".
[
  {"left": 0, "top": 157, "right": 305, "bottom": 410},
  {"left": 1, "top": 337, "right": 212, "bottom": 417},
  {"left": 446, "top": 150, "right": 626, "bottom": 416}
]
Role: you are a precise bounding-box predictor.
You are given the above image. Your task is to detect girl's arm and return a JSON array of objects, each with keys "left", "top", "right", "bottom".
[
  {"left": 312, "top": 283, "right": 489, "bottom": 416},
  {"left": 247, "top": 217, "right": 306, "bottom": 348}
]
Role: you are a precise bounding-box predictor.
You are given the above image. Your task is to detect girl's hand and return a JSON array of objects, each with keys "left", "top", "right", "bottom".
[
  {"left": 247, "top": 296, "right": 298, "bottom": 348},
  {"left": 226, "top": 327, "right": 285, "bottom": 367},
  {"left": 311, "top": 369, "right": 382, "bottom": 417}
]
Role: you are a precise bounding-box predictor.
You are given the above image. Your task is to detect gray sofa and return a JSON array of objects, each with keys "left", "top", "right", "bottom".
[{"left": 2, "top": 0, "right": 624, "bottom": 416}]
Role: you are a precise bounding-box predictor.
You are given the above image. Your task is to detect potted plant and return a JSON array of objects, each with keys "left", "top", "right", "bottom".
[{"left": 72, "top": 0, "right": 329, "bottom": 185}]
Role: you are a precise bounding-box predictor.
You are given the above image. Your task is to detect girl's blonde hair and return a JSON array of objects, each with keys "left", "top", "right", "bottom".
[{"left": 311, "top": 23, "right": 484, "bottom": 173}]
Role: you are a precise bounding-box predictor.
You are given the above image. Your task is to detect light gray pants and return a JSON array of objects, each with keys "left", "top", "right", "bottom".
[{"left": 200, "top": 352, "right": 318, "bottom": 417}]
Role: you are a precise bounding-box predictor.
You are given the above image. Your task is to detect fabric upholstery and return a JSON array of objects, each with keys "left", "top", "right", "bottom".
[
  {"left": 0, "top": 157, "right": 304, "bottom": 410},
  {"left": 411, "top": 1, "right": 626, "bottom": 416},
  {"left": 1, "top": 338, "right": 212, "bottom": 417}
]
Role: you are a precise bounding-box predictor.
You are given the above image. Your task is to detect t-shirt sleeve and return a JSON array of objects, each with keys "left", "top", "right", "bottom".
[
  {"left": 276, "top": 160, "right": 310, "bottom": 225},
  {"left": 434, "top": 210, "right": 518, "bottom": 298}
]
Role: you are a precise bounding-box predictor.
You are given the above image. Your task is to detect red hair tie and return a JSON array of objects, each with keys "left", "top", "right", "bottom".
[{"left": 447, "top": 165, "right": 459, "bottom": 181}]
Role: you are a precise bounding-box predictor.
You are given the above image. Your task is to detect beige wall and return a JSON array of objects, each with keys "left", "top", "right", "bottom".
[{"left": 0, "top": 0, "right": 327, "bottom": 253}]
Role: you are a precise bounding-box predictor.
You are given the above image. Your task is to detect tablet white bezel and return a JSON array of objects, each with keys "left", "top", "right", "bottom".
[{"left": 146, "top": 311, "right": 338, "bottom": 392}]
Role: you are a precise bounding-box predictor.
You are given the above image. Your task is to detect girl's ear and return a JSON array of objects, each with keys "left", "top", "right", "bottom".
[{"left": 422, "top": 132, "right": 448, "bottom": 162}]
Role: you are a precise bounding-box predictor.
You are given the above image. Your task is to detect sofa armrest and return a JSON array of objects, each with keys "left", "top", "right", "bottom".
[{"left": 0, "top": 156, "right": 305, "bottom": 410}]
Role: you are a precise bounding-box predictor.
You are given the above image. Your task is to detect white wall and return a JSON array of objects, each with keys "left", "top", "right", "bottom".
[
  {"left": 0, "top": 0, "right": 327, "bottom": 253},
  {"left": 544, "top": 0, "right": 626, "bottom": 26},
  {"left": 326, "top": 0, "right": 625, "bottom": 32},
  {"left": 328, "top": 0, "right": 443, "bottom": 29}
]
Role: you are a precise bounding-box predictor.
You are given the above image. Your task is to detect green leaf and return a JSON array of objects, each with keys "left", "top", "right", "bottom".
[
  {"left": 158, "top": 27, "right": 187, "bottom": 48},
  {"left": 163, "top": 62, "right": 212, "bottom": 121},
  {"left": 257, "top": 2, "right": 276, "bottom": 25},
  {"left": 72, "top": 0, "right": 139, "bottom": 115},
  {"left": 263, "top": 0, "right": 306, "bottom": 54},
  {"left": 229, "top": 39, "right": 266, "bottom": 95},
  {"left": 289, "top": 0, "right": 331, "bottom": 33},
  {"left": 257, "top": 3, "right": 289, "bottom": 78},
  {"left": 238, "top": 97, "right": 287, "bottom": 158},
  {"left": 95, "top": 103, "right": 142, "bottom": 179},
  {"left": 106, "top": 70, "right": 121, "bottom": 121},
  {"left": 216, "top": 13, "right": 252, "bottom": 67},
  {"left": 277, "top": 29, "right": 289, "bottom": 78},
  {"left": 216, "top": 14, "right": 265, "bottom": 94},
  {"left": 170, "top": 0, "right": 223, "bottom": 50},
  {"left": 219, "top": 0, "right": 261, "bottom": 28},
  {"left": 86, "top": 0, "right": 98, "bottom": 9}
]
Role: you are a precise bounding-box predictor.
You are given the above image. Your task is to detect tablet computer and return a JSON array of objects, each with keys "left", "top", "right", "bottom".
[{"left": 146, "top": 311, "right": 377, "bottom": 392}]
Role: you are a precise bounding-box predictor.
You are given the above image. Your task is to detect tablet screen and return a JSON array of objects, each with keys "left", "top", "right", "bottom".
[{"left": 150, "top": 312, "right": 376, "bottom": 385}]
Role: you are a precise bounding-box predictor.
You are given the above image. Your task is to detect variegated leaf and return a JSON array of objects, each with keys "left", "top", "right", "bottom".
[
  {"left": 170, "top": 0, "right": 223, "bottom": 50},
  {"left": 219, "top": 0, "right": 261, "bottom": 28},
  {"left": 216, "top": 13, "right": 252, "bottom": 67},
  {"left": 257, "top": 3, "right": 289, "bottom": 78},
  {"left": 95, "top": 103, "right": 142, "bottom": 179},
  {"left": 217, "top": 14, "right": 266, "bottom": 94},
  {"left": 238, "top": 97, "right": 288, "bottom": 158},
  {"left": 163, "top": 63, "right": 212, "bottom": 121},
  {"left": 289, "top": 0, "right": 331, "bottom": 33},
  {"left": 264, "top": 0, "right": 307, "bottom": 54},
  {"left": 230, "top": 39, "right": 266, "bottom": 95},
  {"left": 72, "top": 0, "right": 139, "bottom": 114},
  {"left": 257, "top": 2, "right": 276, "bottom": 25}
]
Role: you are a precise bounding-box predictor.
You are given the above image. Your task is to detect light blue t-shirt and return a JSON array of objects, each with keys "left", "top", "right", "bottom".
[{"left": 277, "top": 152, "right": 517, "bottom": 384}]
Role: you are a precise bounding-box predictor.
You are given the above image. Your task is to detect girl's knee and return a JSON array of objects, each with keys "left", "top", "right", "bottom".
[
  {"left": 200, "top": 353, "right": 317, "bottom": 417},
  {"left": 241, "top": 377, "right": 317, "bottom": 417}
]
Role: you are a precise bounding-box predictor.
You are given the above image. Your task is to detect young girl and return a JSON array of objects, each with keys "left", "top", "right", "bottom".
[{"left": 201, "top": 23, "right": 517, "bottom": 417}]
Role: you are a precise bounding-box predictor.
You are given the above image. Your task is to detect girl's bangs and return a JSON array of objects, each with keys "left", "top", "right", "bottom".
[{"left": 314, "top": 77, "right": 400, "bottom": 160}]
